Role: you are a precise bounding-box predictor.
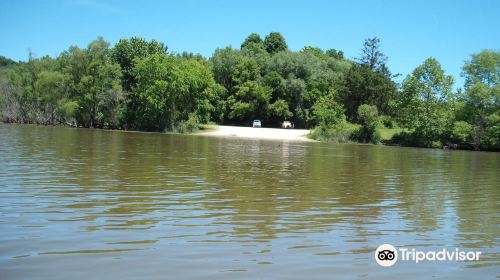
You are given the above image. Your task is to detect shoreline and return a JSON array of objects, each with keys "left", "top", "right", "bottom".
[
  {"left": 194, "top": 125, "right": 315, "bottom": 142},
  {"left": 2, "top": 122, "right": 497, "bottom": 152}
]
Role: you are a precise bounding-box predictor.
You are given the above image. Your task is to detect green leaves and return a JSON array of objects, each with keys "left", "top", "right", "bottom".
[
  {"left": 399, "top": 57, "right": 455, "bottom": 146},
  {"left": 264, "top": 32, "right": 288, "bottom": 54},
  {"left": 458, "top": 50, "right": 500, "bottom": 149},
  {"left": 111, "top": 37, "right": 167, "bottom": 92},
  {"left": 0, "top": 34, "right": 496, "bottom": 150},
  {"left": 35, "top": 70, "right": 70, "bottom": 124},
  {"left": 131, "top": 53, "right": 220, "bottom": 131},
  {"left": 355, "top": 104, "right": 380, "bottom": 143},
  {"left": 311, "top": 91, "right": 345, "bottom": 127}
]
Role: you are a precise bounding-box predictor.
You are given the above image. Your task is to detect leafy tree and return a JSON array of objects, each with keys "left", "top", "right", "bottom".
[
  {"left": 355, "top": 104, "right": 380, "bottom": 143},
  {"left": 460, "top": 50, "right": 500, "bottom": 149},
  {"left": 357, "top": 37, "right": 389, "bottom": 74},
  {"left": 211, "top": 46, "right": 243, "bottom": 96},
  {"left": 450, "top": 121, "right": 473, "bottom": 144},
  {"left": 269, "top": 98, "right": 293, "bottom": 123},
  {"left": 228, "top": 80, "right": 271, "bottom": 122},
  {"left": 399, "top": 57, "right": 454, "bottom": 147},
  {"left": 233, "top": 57, "right": 260, "bottom": 83},
  {"left": 0, "top": 56, "right": 16, "bottom": 67},
  {"left": 264, "top": 32, "right": 288, "bottom": 54},
  {"left": 263, "top": 71, "right": 286, "bottom": 101},
  {"left": 301, "top": 46, "right": 327, "bottom": 59},
  {"left": 463, "top": 49, "right": 499, "bottom": 88},
  {"left": 310, "top": 91, "right": 354, "bottom": 142},
  {"left": 326, "top": 49, "right": 344, "bottom": 60},
  {"left": 341, "top": 64, "right": 397, "bottom": 120},
  {"left": 227, "top": 57, "right": 270, "bottom": 123},
  {"left": 131, "top": 53, "right": 221, "bottom": 131},
  {"left": 76, "top": 38, "right": 123, "bottom": 128},
  {"left": 35, "top": 71, "right": 70, "bottom": 125},
  {"left": 1, "top": 33, "right": 493, "bottom": 151},
  {"left": 241, "top": 33, "right": 264, "bottom": 49},
  {"left": 111, "top": 37, "right": 167, "bottom": 92},
  {"left": 311, "top": 91, "right": 345, "bottom": 126}
]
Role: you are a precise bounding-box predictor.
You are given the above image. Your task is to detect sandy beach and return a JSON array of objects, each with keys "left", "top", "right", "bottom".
[{"left": 194, "top": 125, "right": 314, "bottom": 142}]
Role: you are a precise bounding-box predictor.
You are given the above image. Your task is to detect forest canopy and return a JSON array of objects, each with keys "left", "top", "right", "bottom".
[{"left": 0, "top": 33, "right": 498, "bottom": 150}]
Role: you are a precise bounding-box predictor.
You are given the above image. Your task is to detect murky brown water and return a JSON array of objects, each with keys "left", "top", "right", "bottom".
[{"left": 0, "top": 124, "right": 499, "bottom": 279}]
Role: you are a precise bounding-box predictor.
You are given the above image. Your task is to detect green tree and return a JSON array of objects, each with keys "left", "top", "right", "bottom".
[
  {"left": 460, "top": 50, "right": 500, "bottom": 149},
  {"left": 58, "top": 37, "right": 123, "bottom": 128},
  {"left": 0, "top": 56, "right": 16, "bottom": 67},
  {"left": 111, "top": 37, "right": 167, "bottom": 92},
  {"left": 326, "top": 49, "right": 344, "bottom": 60},
  {"left": 264, "top": 32, "right": 288, "bottom": 54},
  {"left": 228, "top": 80, "right": 271, "bottom": 123},
  {"left": 341, "top": 64, "right": 397, "bottom": 120},
  {"left": 241, "top": 33, "right": 264, "bottom": 49},
  {"left": 78, "top": 38, "right": 123, "bottom": 128},
  {"left": 35, "top": 71, "right": 70, "bottom": 125},
  {"left": 357, "top": 37, "right": 389, "bottom": 74},
  {"left": 399, "top": 57, "right": 454, "bottom": 147},
  {"left": 263, "top": 71, "right": 286, "bottom": 101},
  {"left": 355, "top": 104, "right": 380, "bottom": 143},
  {"left": 227, "top": 57, "right": 270, "bottom": 123},
  {"left": 269, "top": 98, "right": 293, "bottom": 123},
  {"left": 311, "top": 91, "right": 345, "bottom": 126},
  {"left": 310, "top": 91, "right": 353, "bottom": 142},
  {"left": 132, "top": 53, "right": 221, "bottom": 131},
  {"left": 211, "top": 46, "right": 243, "bottom": 95}
]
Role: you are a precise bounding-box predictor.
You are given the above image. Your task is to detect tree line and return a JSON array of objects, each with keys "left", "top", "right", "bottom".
[{"left": 0, "top": 33, "right": 498, "bottom": 150}]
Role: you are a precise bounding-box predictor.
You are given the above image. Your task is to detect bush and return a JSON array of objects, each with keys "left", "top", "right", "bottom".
[
  {"left": 353, "top": 127, "right": 381, "bottom": 144},
  {"left": 450, "top": 121, "right": 473, "bottom": 144},
  {"left": 380, "top": 115, "right": 397, "bottom": 128},
  {"left": 389, "top": 131, "right": 420, "bottom": 146},
  {"left": 390, "top": 130, "right": 443, "bottom": 148},
  {"left": 355, "top": 104, "right": 380, "bottom": 143},
  {"left": 176, "top": 113, "right": 200, "bottom": 133},
  {"left": 310, "top": 121, "right": 357, "bottom": 143}
]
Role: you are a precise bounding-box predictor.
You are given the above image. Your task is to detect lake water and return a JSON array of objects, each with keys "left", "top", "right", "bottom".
[{"left": 0, "top": 124, "right": 498, "bottom": 279}]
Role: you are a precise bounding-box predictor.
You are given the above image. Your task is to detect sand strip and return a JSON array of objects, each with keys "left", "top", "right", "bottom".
[{"left": 194, "top": 125, "right": 314, "bottom": 142}]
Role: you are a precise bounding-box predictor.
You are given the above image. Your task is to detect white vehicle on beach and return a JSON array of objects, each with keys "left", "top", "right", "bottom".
[
  {"left": 281, "top": 121, "right": 293, "bottom": 129},
  {"left": 252, "top": 120, "right": 262, "bottom": 127}
]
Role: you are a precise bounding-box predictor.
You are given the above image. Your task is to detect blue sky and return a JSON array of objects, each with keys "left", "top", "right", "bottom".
[{"left": 1, "top": 0, "right": 499, "bottom": 87}]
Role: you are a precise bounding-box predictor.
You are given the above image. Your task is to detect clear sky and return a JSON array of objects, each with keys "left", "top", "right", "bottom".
[{"left": 1, "top": 0, "right": 499, "bottom": 87}]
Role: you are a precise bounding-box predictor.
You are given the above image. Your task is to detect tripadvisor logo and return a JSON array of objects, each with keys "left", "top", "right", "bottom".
[
  {"left": 375, "top": 244, "right": 482, "bottom": 267},
  {"left": 375, "top": 244, "right": 397, "bottom": 267}
]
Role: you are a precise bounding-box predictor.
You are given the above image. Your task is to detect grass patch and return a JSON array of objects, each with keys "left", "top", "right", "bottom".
[
  {"left": 379, "top": 127, "right": 404, "bottom": 141},
  {"left": 198, "top": 123, "right": 218, "bottom": 132}
]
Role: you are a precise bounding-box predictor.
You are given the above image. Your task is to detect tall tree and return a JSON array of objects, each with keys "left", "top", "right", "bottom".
[
  {"left": 264, "top": 32, "right": 288, "bottom": 54},
  {"left": 358, "top": 37, "right": 389, "bottom": 75},
  {"left": 61, "top": 37, "right": 123, "bottom": 128},
  {"left": 399, "top": 57, "right": 454, "bottom": 146},
  {"left": 131, "top": 53, "right": 221, "bottom": 131},
  {"left": 111, "top": 37, "right": 167, "bottom": 92},
  {"left": 241, "top": 33, "right": 264, "bottom": 49},
  {"left": 341, "top": 64, "right": 397, "bottom": 120},
  {"left": 227, "top": 57, "right": 270, "bottom": 123},
  {"left": 35, "top": 71, "right": 70, "bottom": 125},
  {"left": 460, "top": 50, "right": 500, "bottom": 149}
]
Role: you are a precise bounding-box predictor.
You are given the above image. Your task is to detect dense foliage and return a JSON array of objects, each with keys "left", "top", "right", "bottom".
[{"left": 0, "top": 34, "right": 498, "bottom": 150}]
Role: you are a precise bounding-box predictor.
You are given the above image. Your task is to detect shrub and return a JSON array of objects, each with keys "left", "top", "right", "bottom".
[
  {"left": 310, "top": 121, "right": 357, "bottom": 143},
  {"left": 450, "top": 121, "right": 473, "bottom": 144},
  {"left": 380, "top": 115, "right": 397, "bottom": 128},
  {"left": 355, "top": 104, "right": 380, "bottom": 144},
  {"left": 176, "top": 113, "right": 200, "bottom": 133}
]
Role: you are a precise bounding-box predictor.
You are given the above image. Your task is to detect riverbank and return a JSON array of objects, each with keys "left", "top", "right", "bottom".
[{"left": 194, "top": 125, "right": 314, "bottom": 142}]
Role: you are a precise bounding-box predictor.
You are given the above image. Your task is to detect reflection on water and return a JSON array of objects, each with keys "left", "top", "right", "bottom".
[{"left": 0, "top": 124, "right": 499, "bottom": 279}]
